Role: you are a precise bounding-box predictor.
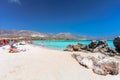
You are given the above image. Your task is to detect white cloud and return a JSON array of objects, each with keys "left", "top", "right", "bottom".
[{"left": 9, "top": 0, "right": 21, "bottom": 5}]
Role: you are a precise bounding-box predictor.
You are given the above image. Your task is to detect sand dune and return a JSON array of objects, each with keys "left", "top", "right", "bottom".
[{"left": 0, "top": 44, "right": 120, "bottom": 80}]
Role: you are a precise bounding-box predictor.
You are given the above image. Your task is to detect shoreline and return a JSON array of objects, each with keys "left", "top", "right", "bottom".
[
  {"left": 30, "top": 43, "right": 64, "bottom": 51},
  {"left": 31, "top": 43, "right": 120, "bottom": 59}
]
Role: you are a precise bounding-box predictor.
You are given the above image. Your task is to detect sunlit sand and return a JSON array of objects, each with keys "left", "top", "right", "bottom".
[{"left": 0, "top": 44, "right": 120, "bottom": 80}]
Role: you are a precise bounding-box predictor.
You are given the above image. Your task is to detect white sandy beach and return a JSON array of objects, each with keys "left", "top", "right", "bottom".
[{"left": 0, "top": 44, "right": 120, "bottom": 80}]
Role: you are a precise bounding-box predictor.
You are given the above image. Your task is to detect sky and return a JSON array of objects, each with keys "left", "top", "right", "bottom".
[{"left": 0, "top": 0, "right": 120, "bottom": 37}]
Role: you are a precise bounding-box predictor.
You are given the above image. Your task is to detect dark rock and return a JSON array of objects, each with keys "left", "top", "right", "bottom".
[
  {"left": 114, "top": 36, "right": 120, "bottom": 53},
  {"left": 107, "top": 48, "right": 116, "bottom": 53},
  {"left": 88, "top": 40, "right": 117, "bottom": 56},
  {"left": 89, "top": 40, "right": 97, "bottom": 49},
  {"left": 106, "top": 48, "right": 117, "bottom": 56},
  {"left": 88, "top": 40, "right": 109, "bottom": 53},
  {"left": 97, "top": 40, "right": 108, "bottom": 47}
]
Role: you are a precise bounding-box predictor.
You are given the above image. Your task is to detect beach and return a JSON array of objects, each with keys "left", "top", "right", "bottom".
[{"left": 0, "top": 44, "right": 120, "bottom": 80}]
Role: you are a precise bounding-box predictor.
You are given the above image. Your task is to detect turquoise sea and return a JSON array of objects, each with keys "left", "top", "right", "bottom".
[{"left": 32, "top": 40, "right": 115, "bottom": 50}]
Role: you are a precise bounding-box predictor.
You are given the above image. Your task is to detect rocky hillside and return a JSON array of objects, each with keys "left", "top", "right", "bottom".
[
  {"left": 0, "top": 30, "right": 47, "bottom": 38},
  {"left": 51, "top": 33, "right": 88, "bottom": 39},
  {"left": 0, "top": 30, "right": 88, "bottom": 39}
]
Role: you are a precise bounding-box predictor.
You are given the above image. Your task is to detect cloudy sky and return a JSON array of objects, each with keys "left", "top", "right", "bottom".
[{"left": 0, "top": 0, "right": 120, "bottom": 36}]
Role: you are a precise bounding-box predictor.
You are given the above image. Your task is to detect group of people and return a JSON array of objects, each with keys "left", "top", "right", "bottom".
[
  {"left": 0, "top": 39, "right": 17, "bottom": 47},
  {"left": 0, "top": 39, "right": 30, "bottom": 53}
]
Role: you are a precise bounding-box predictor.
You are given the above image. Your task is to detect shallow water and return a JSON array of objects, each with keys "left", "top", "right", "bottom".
[{"left": 32, "top": 40, "right": 114, "bottom": 50}]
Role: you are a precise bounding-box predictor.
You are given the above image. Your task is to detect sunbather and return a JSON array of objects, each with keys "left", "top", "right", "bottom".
[{"left": 9, "top": 45, "right": 20, "bottom": 53}]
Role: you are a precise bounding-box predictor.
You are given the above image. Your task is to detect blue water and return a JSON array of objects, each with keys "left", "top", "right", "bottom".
[{"left": 32, "top": 40, "right": 115, "bottom": 50}]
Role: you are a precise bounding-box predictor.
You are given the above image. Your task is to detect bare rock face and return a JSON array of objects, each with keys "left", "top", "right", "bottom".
[
  {"left": 93, "top": 64, "right": 108, "bottom": 75},
  {"left": 92, "top": 53, "right": 106, "bottom": 60},
  {"left": 114, "top": 36, "right": 120, "bottom": 53},
  {"left": 73, "top": 54, "right": 93, "bottom": 69},
  {"left": 93, "top": 58, "right": 119, "bottom": 75},
  {"left": 73, "top": 53, "right": 119, "bottom": 75}
]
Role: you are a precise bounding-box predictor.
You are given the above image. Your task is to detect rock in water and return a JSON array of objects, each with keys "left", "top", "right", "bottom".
[{"left": 114, "top": 36, "right": 120, "bottom": 53}]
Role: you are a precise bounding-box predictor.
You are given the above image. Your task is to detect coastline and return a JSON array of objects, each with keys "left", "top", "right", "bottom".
[
  {"left": 30, "top": 43, "right": 64, "bottom": 51},
  {"left": 0, "top": 44, "right": 120, "bottom": 80}
]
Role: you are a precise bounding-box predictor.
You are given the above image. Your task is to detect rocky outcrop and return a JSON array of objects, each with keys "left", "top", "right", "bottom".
[
  {"left": 73, "top": 53, "right": 119, "bottom": 75},
  {"left": 65, "top": 40, "right": 117, "bottom": 56},
  {"left": 114, "top": 36, "right": 120, "bottom": 53},
  {"left": 88, "top": 40, "right": 108, "bottom": 52},
  {"left": 93, "top": 57, "right": 119, "bottom": 75}
]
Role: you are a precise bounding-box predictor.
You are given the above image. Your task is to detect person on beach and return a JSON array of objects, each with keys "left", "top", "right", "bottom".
[
  {"left": 9, "top": 40, "right": 14, "bottom": 46},
  {"left": 9, "top": 45, "right": 20, "bottom": 53}
]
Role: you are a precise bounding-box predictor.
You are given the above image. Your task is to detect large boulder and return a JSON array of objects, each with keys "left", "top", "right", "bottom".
[
  {"left": 93, "top": 58, "right": 119, "bottom": 75},
  {"left": 73, "top": 53, "right": 119, "bottom": 75},
  {"left": 114, "top": 36, "right": 120, "bottom": 53}
]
